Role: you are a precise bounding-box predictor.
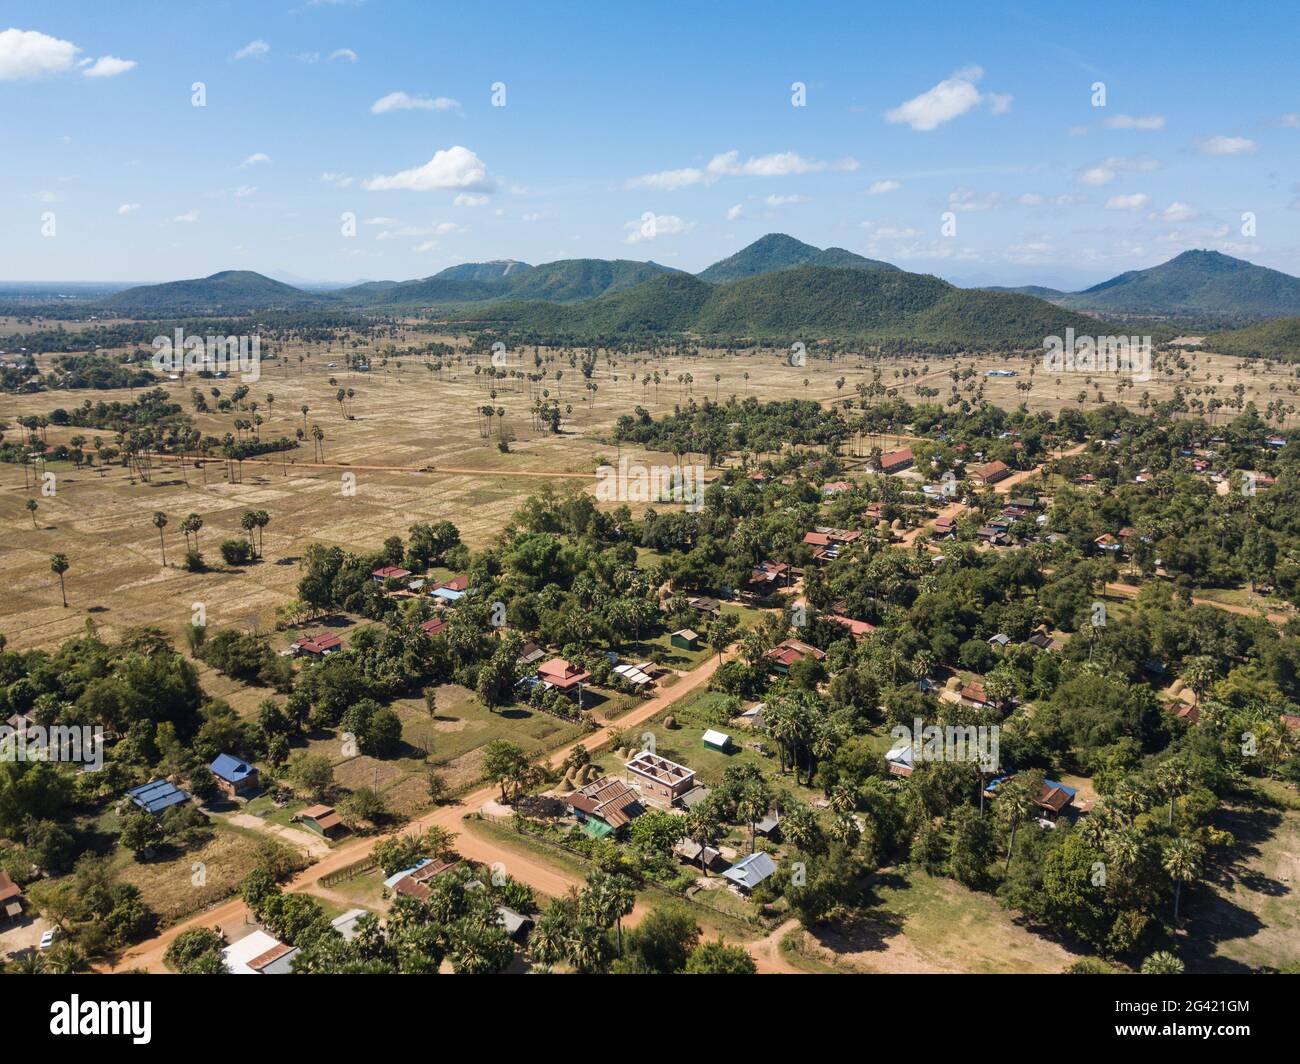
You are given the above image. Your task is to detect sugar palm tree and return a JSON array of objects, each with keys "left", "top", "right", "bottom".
[
  {"left": 152, "top": 511, "right": 168, "bottom": 565},
  {"left": 1162, "top": 836, "right": 1203, "bottom": 923},
  {"left": 684, "top": 804, "right": 720, "bottom": 877},
  {"left": 995, "top": 773, "right": 1041, "bottom": 873},
  {"left": 25, "top": 498, "right": 38, "bottom": 527},
  {"left": 50, "top": 553, "right": 69, "bottom": 607}
]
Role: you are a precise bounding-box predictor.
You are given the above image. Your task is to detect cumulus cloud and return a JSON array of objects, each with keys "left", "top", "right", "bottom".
[
  {"left": 1197, "top": 135, "right": 1256, "bottom": 155},
  {"left": 624, "top": 212, "right": 694, "bottom": 243},
  {"left": 1104, "top": 114, "right": 1165, "bottom": 130},
  {"left": 234, "top": 185, "right": 257, "bottom": 198},
  {"left": 241, "top": 152, "right": 271, "bottom": 167},
  {"left": 454, "top": 193, "right": 489, "bottom": 207},
  {"left": 868, "top": 179, "right": 901, "bottom": 195},
  {"left": 1106, "top": 193, "right": 1150, "bottom": 210},
  {"left": 173, "top": 210, "right": 200, "bottom": 223},
  {"left": 117, "top": 202, "right": 141, "bottom": 215},
  {"left": 82, "top": 55, "right": 135, "bottom": 78},
  {"left": 363, "top": 146, "right": 492, "bottom": 192},
  {"left": 330, "top": 48, "right": 358, "bottom": 62},
  {"left": 1160, "top": 201, "right": 1197, "bottom": 222},
  {"left": 726, "top": 203, "right": 743, "bottom": 220},
  {"left": 370, "top": 91, "right": 460, "bottom": 114},
  {"left": 233, "top": 40, "right": 270, "bottom": 61},
  {"left": 0, "top": 28, "right": 80, "bottom": 79},
  {"left": 320, "top": 171, "right": 353, "bottom": 188},
  {"left": 765, "top": 193, "right": 809, "bottom": 206},
  {"left": 885, "top": 66, "right": 1010, "bottom": 131}
]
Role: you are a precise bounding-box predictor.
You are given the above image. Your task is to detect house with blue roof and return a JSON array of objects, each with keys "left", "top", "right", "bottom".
[
  {"left": 126, "top": 779, "right": 191, "bottom": 815},
  {"left": 210, "top": 753, "right": 260, "bottom": 799},
  {"left": 721, "top": 851, "right": 777, "bottom": 894}
]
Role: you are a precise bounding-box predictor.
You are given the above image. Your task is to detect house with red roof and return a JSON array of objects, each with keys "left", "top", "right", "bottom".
[
  {"left": 765, "top": 639, "right": 826, "bottom": 673},
  {"left": 538, "top": 658, "right": 591, "bottom": 694}
]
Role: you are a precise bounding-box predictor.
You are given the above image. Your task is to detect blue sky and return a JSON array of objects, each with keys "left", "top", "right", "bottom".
[{"left": 3, "top": 0, "right": 1299, "bottom": 287}]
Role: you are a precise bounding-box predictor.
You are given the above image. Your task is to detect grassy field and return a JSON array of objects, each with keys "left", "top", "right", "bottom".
[
  {"left": 783, "top": 867, "right": 1094, "bottom": 974},
  {"left": 1182, "top": 779, "right": 1300, "bottom": 972}
]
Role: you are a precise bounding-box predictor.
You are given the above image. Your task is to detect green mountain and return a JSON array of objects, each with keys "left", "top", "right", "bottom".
[
  {"left": 340, "top": 276, "right": 513, "bottom": 307},
  {"left": 465, "top": 264, "right": 1113, "bottom": 345},
  {"left": 697, "top": 233, "right": 896, "bottom": 283},
  {"left": 501, "top": 258, "right": 680, "bottom": 302},
  {"left": 434, "top": 260, "right": 533, "bottom": 282},
  {"left": 1061, "top": 250, "right": 1300, "bottom": 318},
  {"left": 1203, "top": 317, "right": 1300, "bottom": 360},
  {"left": 981, "top": 284, "right": 1067, "bottom": 300},
  {"left": 104, "top": 270, "right": 323, "bottom": 313}
]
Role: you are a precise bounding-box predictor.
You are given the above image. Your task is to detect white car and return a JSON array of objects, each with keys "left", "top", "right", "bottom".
[{"left": 39, "top": 928, "right": 58, "bottom": 949}]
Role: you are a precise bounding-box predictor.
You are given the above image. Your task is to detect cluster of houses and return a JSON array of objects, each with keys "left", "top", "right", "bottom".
[{"left": 563, "top": 748, "right": 782, "bottom": 895}]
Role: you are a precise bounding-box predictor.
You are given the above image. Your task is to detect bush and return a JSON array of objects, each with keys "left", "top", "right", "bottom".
[
  {"left": 220, "top": 539, "right": 255, "bottom": 566},
  {"left": 183, "top": 549, "right": 205, "bottom": 572}
]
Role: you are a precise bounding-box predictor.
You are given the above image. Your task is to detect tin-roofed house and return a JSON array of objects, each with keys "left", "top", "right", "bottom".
[
  {"left": 126, "top": 779, "right": 191, "bottom": 815},
  {"left": 209, "top": 753, "right": 259, "bottom": 799},
  {"left": 721, "top": 851, "right": 778, "bottom": 894}
]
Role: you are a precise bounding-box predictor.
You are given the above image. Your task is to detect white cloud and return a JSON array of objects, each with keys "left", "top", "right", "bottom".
[
  {"left": 1282, "top": 114, "right": 1300, "bottom": 128},
  {"left": 241, "top": 152, "right": 272, "bottom": 167},
  {"left": 1106, "top": 193, "right": 1149, "bottom": 210},
  {"left": 1078, "top": 155, "right": 1160, "bottom": 186},
  {"left": 370, "top": 91, "right": 461, "bottom": 114},
  {"left": 173, "top": 210, "right": 200, "bottom": 223},
  {"left": 414, "top": 241, "right": 439, "bottom": 253},
  {"left": 885, "top": 66, "right": 1010, "bottom": 131},
  {"left": 868, "top": 179, "right": 901, "bottom": 195},
  {"left": 1160, "top": 201, "right": 1197, "bottom": 222},
  {"left": 233, "top": 40, "right": 270, "bottom": 61},
  {"left": 117, "top": 202, "right": 141, "bottom": 215},
  {"left": 624, "top": 212, "right": 694, "bottom": 243},
  {"left": 234, "top": 185, "right": 257, "bottom": 198},
  {"left": 82, "top": 55, "right": 135, "bottom": 78},
  {"left": 330, "top": 48, "right": 358, "bottom": 63},
  {"left": 454, "top": 193, "right": 489, "bottom": 207},
  {"left": 364, "top": 146, "right": 492, "bottom": 192},
  {"left": 765, "top": 193, "right": 808, "bottom": 206},
  {"left": 1197, "top": 135, "right": 1256, "bottom": 155},
  {"left": 1104, "top": 114, "right": 1165, "bottom": 130},
  {"left": 948, "top": 187, "right": 1000, "bottom": 212},
  {"left": 1018, "top": 193, "right": 1044, "bottom": 206},
  {"left": 32, "top": 190, "right": 62, "bottom": 203},
  {"left": 726, "top": 203, "right": 744, "bottom": 220},
  {"left": 0, "top": 28, "right": 80, "bottom": 80},
  {"left": 626, "top": 167, "right": 705, "bottom": 191},
  {"left": 706, "top": 150, "right": 856, "bottom": 176},
  {"left": 320, "top": 171, "right": 353, "bottom": 188},
  {"left": 363, "top": 216, "right": 398, "bottom": 225}
]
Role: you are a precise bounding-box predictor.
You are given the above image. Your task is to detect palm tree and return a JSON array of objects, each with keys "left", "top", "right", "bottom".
[
  {"left": 1155, "top": 759, "right": 1190, "bottom": 828},
  {"left": 1162, "top": 836, "right": 1203, "bottom": 923},
  {"left": 25, "top": 498, "right": 38, "bottom": 527},
  {"left": 737, "top": 784, "right": 768, "bottom": 854},
  {"left": 50, "top": 553, "right": 69, "bottom": 607},
  {"left": 152, "top": 511, "right": 168, "bottom": 565},
  {"left": 995, "top": 773, "right": 1041, "bottom": 873},
  {"left": 684, "top": 804, "right": 720, "bottom": 877}
]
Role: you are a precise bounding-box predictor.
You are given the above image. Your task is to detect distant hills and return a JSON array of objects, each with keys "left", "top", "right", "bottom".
[
  {"left": 464, "top": 263, "right": 1111, "bottom": 345},
  {"left": 1061, "top": 250, "right": 1300, "bottom": 318},
  {"left": 66, "top": 240, "right": 1300, "bottom": 354},
  {"left": 104, "top": 270, "right": 324, "bottom": 314},
  {"left": 1203, "top": 317, "right": 1300, "bottom": 360},
  {"left": 696, "top": 233, "right": 898, "bottom": 283}
]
